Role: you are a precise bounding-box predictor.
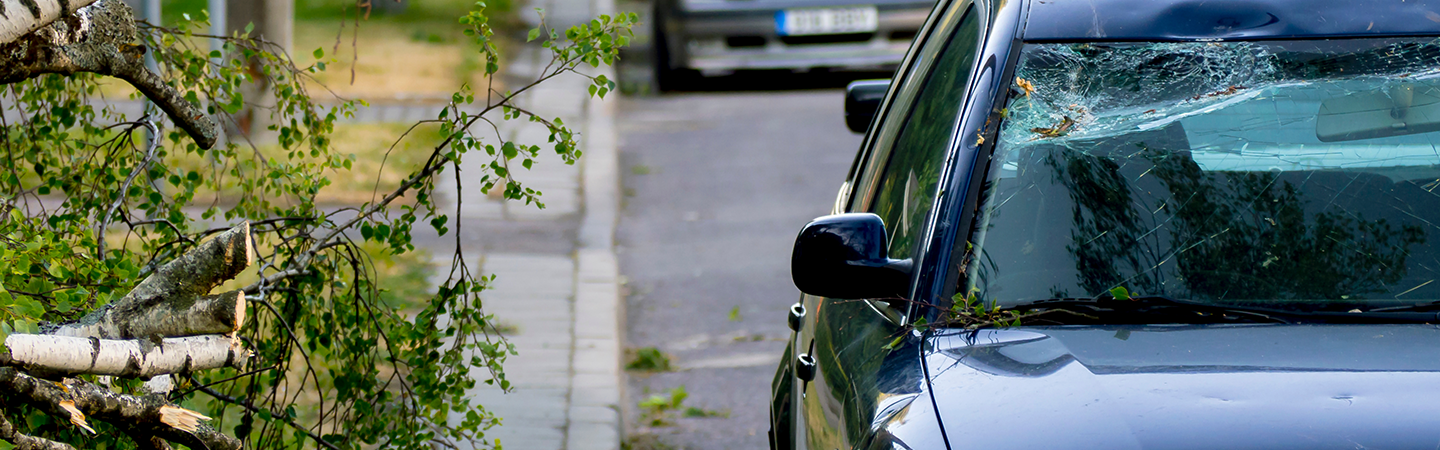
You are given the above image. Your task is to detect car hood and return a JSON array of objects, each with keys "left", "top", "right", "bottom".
[{"left": 922, "top": 324, "right": 1440, "bottom": 449}]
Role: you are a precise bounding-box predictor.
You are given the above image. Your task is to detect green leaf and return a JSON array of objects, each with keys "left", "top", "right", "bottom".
[
  {"left": 527, "top": 28, "right": 541, "bottom": 42},
  {"left": 1109, "top": 286, "right": 1131, "bottom": 301},
  {"left": 727, "top": 306, "right": 741, "bottom": 322},
  {"left": 13, "top": 320, "right": 37, "bottom": 334},
  {"left": 12, "top": 298, "right": 43, "bottom": 319},
  {"left": 313, "top": 47, "right": 324, "bottom": 59}
]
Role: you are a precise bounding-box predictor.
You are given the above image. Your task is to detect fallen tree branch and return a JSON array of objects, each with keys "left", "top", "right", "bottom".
[
  {"left": 54, "top": 223, "right": 251, "bottom": 340},
  {"left": 0, "top": 409, "right": 76, "bottom": 450},
  {"left": 125, "top": 222, "right": 253, "bottom": 309},
  {"left": 0, "top": 0, "right": 217, "bottom": 148},
  {"left": 0, "top": 0, "right": 100, "bottom": 44},
  {"left": 0, "top": 368, "right": 241, "bottom": 450},
  {"left": 187, "top": 378, "right": 342, "bottom": 450},
  {"left": 52, "top": 290, "right": 246, "bottom": 340},
  {"left": 3, "top": 334, "right": 249, "bottom": 378}
]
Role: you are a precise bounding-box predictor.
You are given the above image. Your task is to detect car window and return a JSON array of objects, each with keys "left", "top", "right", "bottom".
[
  {"left": 848, "top": 1, "right": 975, "bottom": 213},
  {"left": 868, "top": 11, "right": 982, "bottom": 261}
]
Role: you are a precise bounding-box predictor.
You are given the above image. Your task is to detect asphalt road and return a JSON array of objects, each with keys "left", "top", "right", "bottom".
[{"left": 615, "top": 78, "right": 869, "bottom": 449}]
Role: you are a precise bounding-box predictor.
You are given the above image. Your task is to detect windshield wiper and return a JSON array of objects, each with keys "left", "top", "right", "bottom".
[{"left": 1011, "top": 296, "right": 1291, "bottom": 325}]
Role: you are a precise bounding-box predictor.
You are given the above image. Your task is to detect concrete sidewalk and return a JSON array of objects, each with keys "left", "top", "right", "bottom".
[{"left": 432, "top": 0, "right": 627, "bottom": 446}]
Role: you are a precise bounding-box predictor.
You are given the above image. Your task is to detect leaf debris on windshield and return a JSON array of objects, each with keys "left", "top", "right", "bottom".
[
  {"left": 1031, "top": 116, "right": 1076, "bottom": 138},
  {"left": 1016, "top": 77, "right": 1036, "bottom": 96}
]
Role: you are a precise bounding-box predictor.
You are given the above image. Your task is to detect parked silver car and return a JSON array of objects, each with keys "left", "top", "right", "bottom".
[{"left": 652, "top": 0, "right": 934, "bottom": 88}]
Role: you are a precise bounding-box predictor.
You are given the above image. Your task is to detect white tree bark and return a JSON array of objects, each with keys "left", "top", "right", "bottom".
[
  {"left": 0, "top": 222, "right": 256, "bottom": 447},
  {"left": 0, "top": 0, "right": 99, "bottom": 44},
  {"left": 2, "top": 334, "right": 249, "bottom": 379}
]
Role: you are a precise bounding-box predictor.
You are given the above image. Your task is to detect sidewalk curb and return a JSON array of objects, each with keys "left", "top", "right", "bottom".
[{"left": 567, "top": 0, "right": 624, "bottom": 444}]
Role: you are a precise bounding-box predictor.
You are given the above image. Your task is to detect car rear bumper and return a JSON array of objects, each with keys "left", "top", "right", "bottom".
[{"left": 665, "top": 5, "right": 930, "bottom": 72}]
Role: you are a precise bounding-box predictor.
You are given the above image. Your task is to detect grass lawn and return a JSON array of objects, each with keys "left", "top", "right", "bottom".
[{"left": 138, "top": 0, "right": 519, "bottom": 100}]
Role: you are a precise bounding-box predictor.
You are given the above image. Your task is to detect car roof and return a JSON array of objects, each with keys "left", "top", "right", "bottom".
[{"left": 1021, "top": 0, "right": 1440, "bottom": 42}]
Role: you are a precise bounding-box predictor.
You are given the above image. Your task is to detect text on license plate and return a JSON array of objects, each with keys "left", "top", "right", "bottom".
[{"left": 776, "top": 6, "right": 879, "bottom": 36}]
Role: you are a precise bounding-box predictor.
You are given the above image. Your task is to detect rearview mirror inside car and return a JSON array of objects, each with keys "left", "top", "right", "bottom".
[
  {"left": 1317, "top": 83, "right": 1440, "bottom": 142},
  {"left": 845, "top": 80, "right": 892, "bottom": 134},
  {"left": 791, "top": 213, "right": 912, "bottom": 300}
]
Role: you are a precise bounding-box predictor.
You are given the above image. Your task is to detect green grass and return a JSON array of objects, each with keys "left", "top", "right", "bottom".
[
  {"left": 158, "top": 0, "right": 514, "bottom": 25},
  {"left": 625, "top": 347, "right": 674, "bottom": 372}
]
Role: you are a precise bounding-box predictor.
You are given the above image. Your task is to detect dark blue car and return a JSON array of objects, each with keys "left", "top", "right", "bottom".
[{"left": 771, "top": 0, "right": 1440, "bottom": 448}]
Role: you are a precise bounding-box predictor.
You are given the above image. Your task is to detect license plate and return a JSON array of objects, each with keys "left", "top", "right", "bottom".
[{"left": 776, "top": 6, "right": 879, "bottom": 36}]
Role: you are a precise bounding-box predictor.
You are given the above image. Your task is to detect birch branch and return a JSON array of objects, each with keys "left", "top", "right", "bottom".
[
  {"left": 0, "top": 0, "right": 99, "bottom": 44},
  {"left": 2, "top": 334, "right": 249, "bottom": 378},
  {"left": 52, "top": 290, "right": 246, "bottom": 339},
  {"left": 0, "top": 368, "right": 241, "bottom": 450},
  {"left": 54, "top": 222, "right": 251, "bottom": 340},
  {"left": 0, "top": 0, "right": 218, "bottom": 148},
  {"left": 125, "top": 222, "right": 253, "bottom": 308}
]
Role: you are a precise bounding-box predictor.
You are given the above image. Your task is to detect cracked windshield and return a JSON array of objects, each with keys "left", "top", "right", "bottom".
[{"left": 970, "top": 38, "right": 1440, "bottom": 311}]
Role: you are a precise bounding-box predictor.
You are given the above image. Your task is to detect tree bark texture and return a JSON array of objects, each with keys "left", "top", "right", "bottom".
[
  {"left": 0, "top": 368, "right": 242, "bottom": 450},
  {"left": 0, "top": 0, "right": 99, "bottom": 43},
  {"left": 52, "top": 290, "right": 245, "bottom": 340},
  {"left": 2, "top": 334, "right": 249, "bottom": 378},
  {"left": 53, "top": 222, "right": 252, "bottom": 340},
  {"left": 0, "top": 0, "right": 218, "bottom": 148},
  {"left": 0, "top": 411, "right": 75, "bottom": 450}
]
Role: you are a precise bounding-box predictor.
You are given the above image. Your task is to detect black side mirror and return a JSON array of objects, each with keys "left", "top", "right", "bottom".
[
  {"left": 845, "top": 79, "right": 891, "bottom": 134},
  {"left": 791, "top": 213, "right": 913, "bottom": 300}
]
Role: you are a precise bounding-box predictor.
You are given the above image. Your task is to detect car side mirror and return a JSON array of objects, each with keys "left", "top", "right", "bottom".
[
  {"left": 845, "top": 79, "right": 891, "bottom": 134},
  {"left": 791, "top": 213, "right": 913, "bottom": 300}
]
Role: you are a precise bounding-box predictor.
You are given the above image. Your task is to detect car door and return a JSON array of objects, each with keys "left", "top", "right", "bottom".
[{"left": 789, "top": 3, "right": 986, "bottom": 449}]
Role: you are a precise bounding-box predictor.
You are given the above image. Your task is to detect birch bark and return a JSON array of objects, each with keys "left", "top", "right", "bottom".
[
  {"left": 2, "top": 334, "right": 249, "bottom": 378},
  {"left": 0, "top": 0, "right": 99, "bottom": 44}
]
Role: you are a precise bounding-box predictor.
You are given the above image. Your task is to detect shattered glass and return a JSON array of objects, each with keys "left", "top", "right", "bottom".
[{"left": 967, "top": 38, "right": 1440, "bottom": 312}]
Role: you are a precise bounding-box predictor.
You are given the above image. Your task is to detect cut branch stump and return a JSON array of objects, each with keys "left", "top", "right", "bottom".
[{"left": 0, "top": 222, "right": 254, "bottom": 449}]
